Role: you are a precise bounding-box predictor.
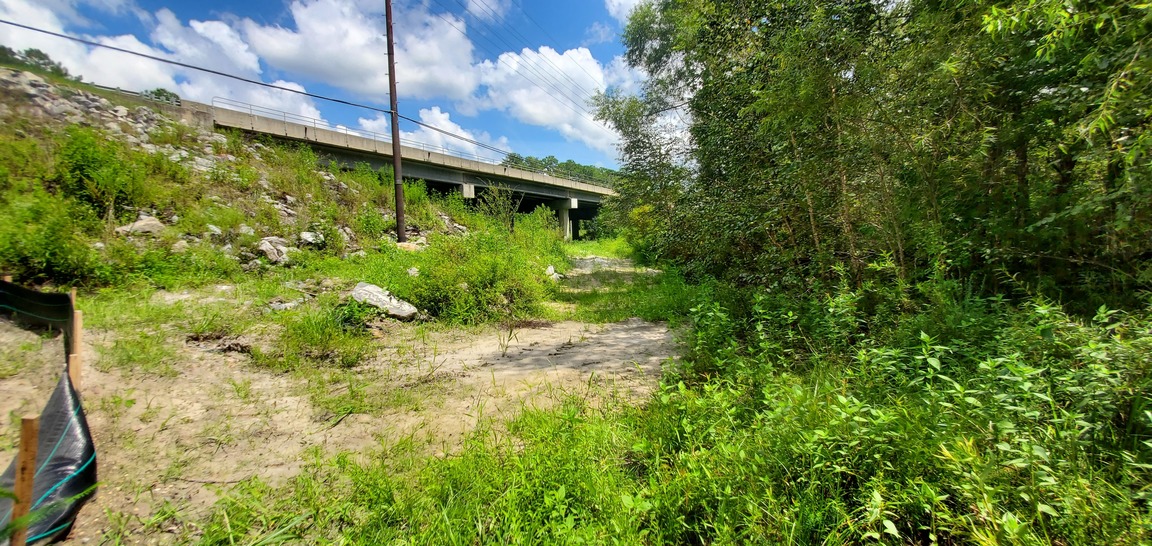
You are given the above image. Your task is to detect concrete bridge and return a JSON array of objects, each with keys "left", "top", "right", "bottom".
[{"left": 170, "top": 98, "right": 613, "bottom": 239}]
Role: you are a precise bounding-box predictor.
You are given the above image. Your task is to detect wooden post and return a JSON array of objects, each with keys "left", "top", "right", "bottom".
[
  {"left": 11, "top": 416, "right": 40, "bottom": 546},
  {"left": 2, "top": 274, "right": 11, "bottom": 282},
  {"left": 71, "top": 308, "right": 83, "bottom": 391}
]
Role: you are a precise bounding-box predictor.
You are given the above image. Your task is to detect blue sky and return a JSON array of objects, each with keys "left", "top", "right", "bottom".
[{"left": 0, "top": 0, "right": 646, "bottom": 167}]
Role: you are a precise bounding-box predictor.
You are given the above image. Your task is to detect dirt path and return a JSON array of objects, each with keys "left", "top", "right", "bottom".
[{"left": 0, "top": 256, "right": 676, "bottom": 544}]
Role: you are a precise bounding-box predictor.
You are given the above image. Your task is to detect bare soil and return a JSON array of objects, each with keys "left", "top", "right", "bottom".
[{"left": 0, "top": 257, "right": 676, "bottom": 544}]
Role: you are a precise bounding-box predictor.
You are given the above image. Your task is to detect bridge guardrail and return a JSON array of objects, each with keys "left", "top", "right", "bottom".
[{"left": 210, "top": 97, "right": 614, "bottom": 189}]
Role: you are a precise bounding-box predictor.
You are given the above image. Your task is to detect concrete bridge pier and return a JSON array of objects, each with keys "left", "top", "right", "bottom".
[{"left": 548, "top": 198, "right": 578, "bottom": 241}]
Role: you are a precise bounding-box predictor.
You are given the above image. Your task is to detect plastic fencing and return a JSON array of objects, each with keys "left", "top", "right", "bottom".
[{"left": 0, "top": 280, "right": 97, "bottom": 545}]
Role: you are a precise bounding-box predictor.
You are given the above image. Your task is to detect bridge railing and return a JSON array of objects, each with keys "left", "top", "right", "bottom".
[{"left": 210, "top": 97, "right": 614, "bottom": 189}]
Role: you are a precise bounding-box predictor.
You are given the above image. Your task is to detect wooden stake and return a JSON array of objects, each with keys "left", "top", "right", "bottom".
[
  {"left": 11, "top": 416, "right": 40, "bottom": 546},
  {"left": 2, "top": 274, "right": 11, "bottom": 283},
  {"left": 71, "top": 310, "right": 83, "bottom": 391}
]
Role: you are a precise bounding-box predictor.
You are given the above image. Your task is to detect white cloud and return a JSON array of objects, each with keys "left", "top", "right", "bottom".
[
  {"left": 583, "top": 21, "right": 614, "bottom": 46},
  {"left": 605, "top": 0, "right": 643, "bottom": 25},
  {"left": 358, "top": 112, "right": 390, "bottom": 134},
  {"left": 241, "top": 0, "right": 478, "bottom": 101},
  {"left": 468, "top": 46, "right": 622, "bottom": 154},
  {"left": 0, "top": 0, "right": 320, "bottom": 119},
  {"left": 465, "top": 0, "right": 510, "bottom": 21},
  {"left": 360, "top": 107, "right": 509, "bottom": 163}
]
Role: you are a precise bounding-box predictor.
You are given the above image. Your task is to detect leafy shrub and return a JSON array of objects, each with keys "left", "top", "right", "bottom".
[
  {"left": 0, "top": 187, "right": 105, "bottom": 283},
  {"left": 55, "top": 127, "right": 150, "bottom": 220}
]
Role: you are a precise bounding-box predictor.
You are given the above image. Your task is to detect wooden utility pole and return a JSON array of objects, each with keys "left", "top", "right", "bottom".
[{"left": 385, "top": 0, "right": 407, "bottom": 242}]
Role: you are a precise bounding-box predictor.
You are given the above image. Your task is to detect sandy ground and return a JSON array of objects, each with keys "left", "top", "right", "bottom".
[{"left": 0, "top": 257, "right": 676, "bottom": 544}]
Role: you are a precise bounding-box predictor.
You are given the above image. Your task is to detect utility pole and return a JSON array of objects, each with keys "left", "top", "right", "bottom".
[{"left": 385, "top": 0, "right": 406, "bottom": 242}]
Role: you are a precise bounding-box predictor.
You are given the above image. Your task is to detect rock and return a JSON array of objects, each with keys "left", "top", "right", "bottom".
[
  {"left": 221, "top": 244, "right": 233, "bottom": 254},
  {"left": 545, "top": 265, "right": 563, "bottom": 281},
  {"left": 338, "top": 226, "right": 355, "bottom": 242},
  {"left": 171, "top": 240, "right": 189, "bottom": 253},
  {"left": 268, "top": 300, "right": 301, "bottom": 311},
  {"left": 237, "top": 224, "right": 256, "bottom": 236},
  {"left": 113, "top": 105, "right": 129, "bottom": 118},
  {"left": 407, "top": 267, "right": 420, "bottom": 277},
  {"left": 242, "top": 259, "right": 262, "bottom": 272},
  {"left": 257, "top": 237, "right": 292, "bottom": 263},
  {"left": 92, "top": 242, "right": 105, "bottom": 251},
  {"left": 348, "top": 250, "right": 368, "bottom": 259},
  {"left": 206, "top": 224, "right": 223, "bottom": 236},
  {"left": 299, "top": 231, "right": 325, "bottom": 246},
  {"left": 396, "top": 242, "right": 422, "bottom": 252},
  {"left": 190, "top": 156, "right": 215, "bottom": 173},
  {"left": 115, "top": 216, "right": 165, "bottom": 235},
  {"left": 350, "top": 282, "right": 418, "bottom": 320}
]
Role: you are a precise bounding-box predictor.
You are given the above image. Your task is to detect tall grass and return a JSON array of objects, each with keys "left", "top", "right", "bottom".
[{"left": 199, "top": 282, "right": 1152, "bottom": 544}]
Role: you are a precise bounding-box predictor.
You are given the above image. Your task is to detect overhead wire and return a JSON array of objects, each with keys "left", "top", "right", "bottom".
[
  {"left": 458, "top": 0, "right": 601, "bottom": 103},
  {"left": 514, "top": 0, "right": 605, "bottom": 88},
  {"left": 424, "top": 0, "right": 602, "bottom": 126},
  {"left": 0, "top": 17, "right": 513, "bottom": 157}
]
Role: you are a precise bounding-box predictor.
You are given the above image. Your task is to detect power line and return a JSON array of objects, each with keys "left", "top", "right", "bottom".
[
  {"left": 424, "top": 1, "right": 599, "bottom": 125},
  {"left": 0, "top": 17, "right": 511, "bottom": 157},
  {"left": 460, "top": 0, "right": 602, "bottom": 102},
  {"left": 512, "top": 0, "right": 605, "bottom": 88},
  {"left": 423, "top": 1, "right": 589, "bottom": 117},
  {"left": 0, "top": 18, "right": 396, "bottom": 117}
]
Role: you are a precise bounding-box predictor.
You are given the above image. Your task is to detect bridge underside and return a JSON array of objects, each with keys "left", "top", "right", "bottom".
[{"left": 298, "top": 138, "right": 603, "bottom": 239}]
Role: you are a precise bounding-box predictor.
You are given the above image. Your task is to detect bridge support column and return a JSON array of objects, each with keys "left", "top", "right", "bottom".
[
  {"left": 548, "top": 198, "right": 578, "bottom": 241},
  {"left": 461, "top": 183, "right": 475, "bottom": 199}
]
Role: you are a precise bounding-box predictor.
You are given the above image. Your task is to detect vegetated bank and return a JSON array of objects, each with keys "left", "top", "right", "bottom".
[{"left": 194, "top": 0, "right": 1151, "bottom": 544}]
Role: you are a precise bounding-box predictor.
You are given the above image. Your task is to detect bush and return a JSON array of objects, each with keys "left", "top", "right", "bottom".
[
  {"left": 0, "top": 187, "right": 105, "bottom": 283},
  {"left": 55, "top": 127, "right": 150, "bottom": 221}
]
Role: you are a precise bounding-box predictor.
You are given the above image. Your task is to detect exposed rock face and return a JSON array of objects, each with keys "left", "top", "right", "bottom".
[
  {"left": 115, "top": 216, "right": 166, "bottom": 235},
  {"left": 299, "top": 231, "right": 325, "bottom": 247},
  {"left": 349, "top": 282, "right": 418, "bottom": 320},
  {"left": 257, "top": 237, "right": 292, "bottom": 264}
]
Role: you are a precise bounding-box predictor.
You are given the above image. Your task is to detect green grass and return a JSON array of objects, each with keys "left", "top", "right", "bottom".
[
  {"left": 191, "top": 283, "right": 1152, "bottom": 545},
  {"left": 563, "top": 236, "right": 633, "bottom": 260}
]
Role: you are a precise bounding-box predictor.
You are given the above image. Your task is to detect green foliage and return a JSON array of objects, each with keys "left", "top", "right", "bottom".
[
  {"left": 0, "top": 186, "right": 106, "bottom": 283},
  {"left": 254, "top": 298, "right": 374, "bottom": 372},
  {"left": 140, "top": 88, "right": 180, "bottom": 104},
  {"left": 204, "top": 287, "right": 1152, "bottom": 544},
  {"left": 501, "top": 152, "right": 620, "bottom": 187},
  {"left": 0, "top": 47, "right": 74, "bottom": 79},
  {"left": 596, "top": 0, "right": 1152, "bottom": 308},
  {"left": 55, "top": 126, "right": 150, "bottom": 220}
]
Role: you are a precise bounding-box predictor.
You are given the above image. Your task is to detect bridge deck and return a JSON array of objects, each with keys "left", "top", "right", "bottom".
[{"left": 208, "top": 103, "right": 615, "bottom": 204}]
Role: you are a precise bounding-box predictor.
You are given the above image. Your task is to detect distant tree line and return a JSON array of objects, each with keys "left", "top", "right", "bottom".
[
  {"left": 500, "top": 153, "right": 620, "bottom": 188},
  {"left": 0, "top": 46, "right": 78, "bottom": 80}
]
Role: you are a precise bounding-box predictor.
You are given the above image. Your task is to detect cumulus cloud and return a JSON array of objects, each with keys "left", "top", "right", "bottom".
[
  {"left": 241, "top": 0, "right": 478, "bottom": 101},
  {"left": 465, "top": 0, "right": 510, "bottom": 21},
  {"left": 359, "top": 107, "right": 510, "bottom": 163},
  {"left": 0, "top": 0, "right": 321, "bottom": 118},
  {"left": 468, "top": 46, "right": 637, "bottom": 154},
  {"left": 583, "top": 21, "right": 614, "bottom": 46},
  {"left": 605, "top": 0, "right": 643, "bottom": 25},
  {"left": 0, "top": 0, "right": 638, "bottom": 163}
]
